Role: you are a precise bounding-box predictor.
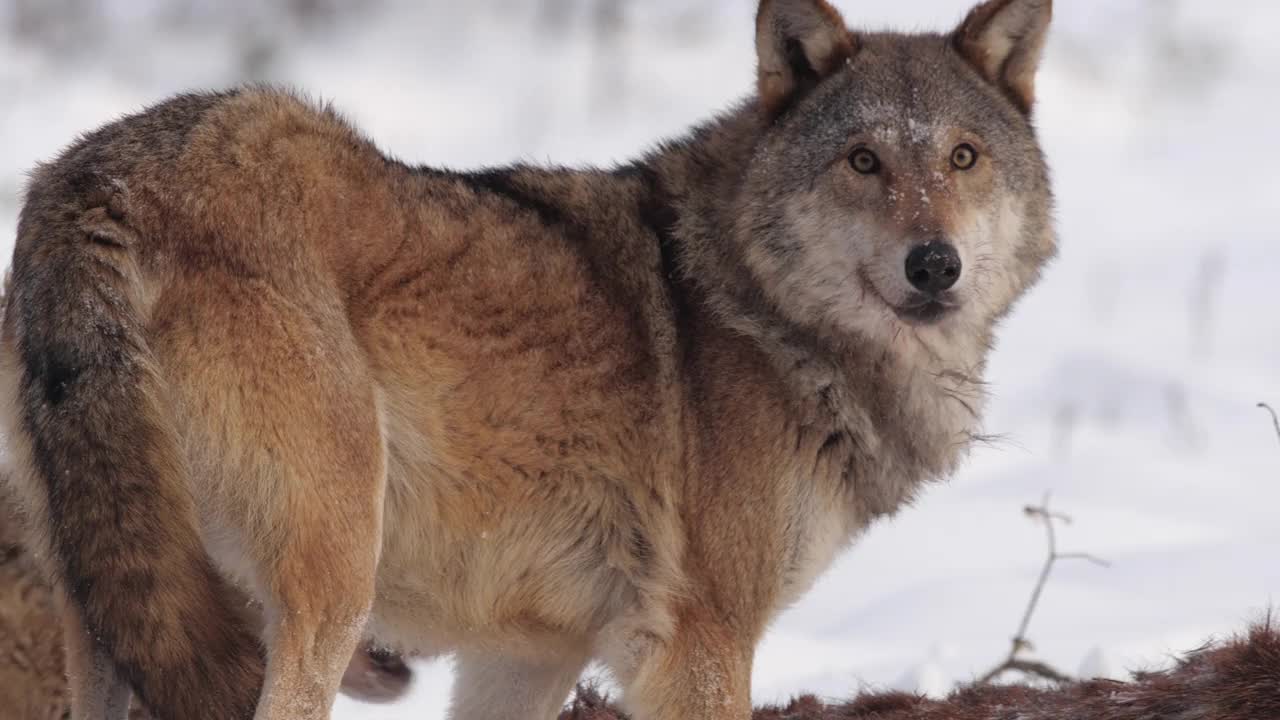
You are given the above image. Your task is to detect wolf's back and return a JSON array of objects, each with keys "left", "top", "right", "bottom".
[{"left": 2, "top": 92, "right": 264, "bottom": 719}]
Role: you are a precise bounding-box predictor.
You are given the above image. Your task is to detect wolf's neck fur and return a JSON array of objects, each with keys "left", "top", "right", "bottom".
[{"left": 641, "top": 104, "right": 991, "bottom": 515}]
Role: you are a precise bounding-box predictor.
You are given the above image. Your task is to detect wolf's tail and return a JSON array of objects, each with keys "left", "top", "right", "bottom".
[{"left": 5, "top": 118, "right": 264, "bottom": 718}]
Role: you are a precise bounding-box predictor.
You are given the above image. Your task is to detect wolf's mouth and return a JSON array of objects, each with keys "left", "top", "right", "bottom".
[
  {"left": 894, "top": 298, "right": 957, "bottom": 325},
  {"left": 859, "top": 266, "right": 959, "bottom": 326}
]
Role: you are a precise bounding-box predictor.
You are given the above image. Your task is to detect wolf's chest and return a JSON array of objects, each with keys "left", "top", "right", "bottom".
[
  {"left": 775, "top": 464, "right": 859, "bottom": 608},
  {"left": 770, "top": 367, "right": 983, "bottom": 608}
]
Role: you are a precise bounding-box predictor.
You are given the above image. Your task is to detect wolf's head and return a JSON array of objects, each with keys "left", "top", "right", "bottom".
[{"left": 733, "top": 0, "right": 1055, "bottom": 355}]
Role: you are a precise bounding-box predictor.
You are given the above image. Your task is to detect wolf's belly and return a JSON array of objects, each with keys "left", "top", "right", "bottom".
[{"left": 364, "top": 416, "right": 646, "bottom": 656}]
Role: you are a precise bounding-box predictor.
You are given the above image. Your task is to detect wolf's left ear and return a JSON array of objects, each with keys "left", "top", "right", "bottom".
[
  {"left": 756, "top": 0, "right": 857, "bottom": 118},
  {"left": 954, "top": 0, "right": 1052, "bottom": 114}
]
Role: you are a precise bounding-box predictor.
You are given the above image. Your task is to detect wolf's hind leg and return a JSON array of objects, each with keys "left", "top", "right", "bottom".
[
  {"left": 447, "top": 649, "right": 589, "bottom": 720},
  {"left": 241, "top": 373, "right": 385, "bottom": 720},
  {"left": 165, "top": 286, "right": 386, "bottom": 720},
  {"left": 63, "top": 606, "right": 132, "bottom": 720}
]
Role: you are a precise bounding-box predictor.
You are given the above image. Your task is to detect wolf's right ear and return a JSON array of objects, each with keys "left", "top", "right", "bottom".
[{"left": 756, "top": 0, "right": 857, "bottom": 118}]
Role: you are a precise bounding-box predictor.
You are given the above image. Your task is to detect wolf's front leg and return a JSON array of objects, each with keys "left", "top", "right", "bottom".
[{"left": 603, "top": 608, "right": 753, "bottom": 720}]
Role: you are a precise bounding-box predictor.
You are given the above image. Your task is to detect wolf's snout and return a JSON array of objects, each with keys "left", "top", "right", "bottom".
[{"left": 905, "top": 242, "right": 962, "bottom": 294}]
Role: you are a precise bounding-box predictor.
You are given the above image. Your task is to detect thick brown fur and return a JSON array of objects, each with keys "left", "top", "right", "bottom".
[
  {"left": 0, "top": 1, "right": 1056, "bottom": 718},
  {"left": 561, "top": 623, "right": 1280, "bottom": 720},
  {"left": 0, "top": 486, "right": 413, "bottom": 720}
]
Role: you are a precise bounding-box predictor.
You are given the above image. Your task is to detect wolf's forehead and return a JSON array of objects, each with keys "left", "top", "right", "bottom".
[
  {"left": 835, "top": 38, "right": 984, "bottom": 146},
  {"left": 854, "top": 100, "right": 947, "bottom": 147}
]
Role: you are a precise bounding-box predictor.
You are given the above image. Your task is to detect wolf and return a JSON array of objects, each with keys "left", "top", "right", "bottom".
[{"left": 0, "top": 0, "right": 1055, "bottom": 718}]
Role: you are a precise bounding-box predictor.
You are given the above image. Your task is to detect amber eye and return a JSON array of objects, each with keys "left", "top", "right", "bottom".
[
  {"left": 951, "top": 143, "right": 978, "bottom": 170},
  {"left": 850, "top": 148, "right": 880, "bottom": 175}
]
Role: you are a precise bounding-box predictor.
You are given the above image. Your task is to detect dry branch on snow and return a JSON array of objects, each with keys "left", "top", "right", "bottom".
[
  {"left": 1260, "top": 402, "right": 1280, "bottom": 446},
  {"left": 977, "top": 493, "right": 1109, "bottom": 685}
]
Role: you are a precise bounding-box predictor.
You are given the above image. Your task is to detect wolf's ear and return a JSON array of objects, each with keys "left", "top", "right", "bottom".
[
  {"left": 953, "top": 0, "right": 1052, "bottom": 114},
  {"left": 756, "top": 0, "right": 857, "bottom": 118}
]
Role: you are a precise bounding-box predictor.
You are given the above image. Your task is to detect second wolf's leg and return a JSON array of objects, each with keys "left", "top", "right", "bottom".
[
  {"left": 447, "top": 649, "right": 589, "bottom": 720},
  {"left": 63, "top": 606, "right": 132, "bottom": 720}
]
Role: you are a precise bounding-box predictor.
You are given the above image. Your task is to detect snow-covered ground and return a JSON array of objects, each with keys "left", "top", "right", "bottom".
[{"left": 2, "top": 1, "right": 1277, "bottom": 717}]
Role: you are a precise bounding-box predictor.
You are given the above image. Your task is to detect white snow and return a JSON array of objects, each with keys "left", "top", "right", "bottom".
[
  {"left": 2, "top": 2, "right": 1278, "bottom": 718},
  {"left": 892, "top": 647, "right": 953, "bottom": 699},
  {"left": 1078, "top": 646, "right": 1123, "bottom": 682}
]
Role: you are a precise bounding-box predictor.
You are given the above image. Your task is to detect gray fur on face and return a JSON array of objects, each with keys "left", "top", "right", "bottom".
[{"left": 738, "top": 33, "right": 1054, "bottom": 346}]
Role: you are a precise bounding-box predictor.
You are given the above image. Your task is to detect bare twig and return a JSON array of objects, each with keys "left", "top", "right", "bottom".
[
  {"left": 981, "top": 658, "right": 1072, "bottom": 685},
  {"left": 978, "top": 493, "right": 1109, "bottom": 685},
  {"left": 1056, "top": 552, "right": 1110, "bottom": 566},
  {"left": 1259, "top": 403, "right": 1280, "bottom": 447}
]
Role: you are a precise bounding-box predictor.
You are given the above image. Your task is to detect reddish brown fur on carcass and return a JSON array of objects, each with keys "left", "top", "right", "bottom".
[{"left": 560, "top": 623, "right": 1280, "bottom": 719}]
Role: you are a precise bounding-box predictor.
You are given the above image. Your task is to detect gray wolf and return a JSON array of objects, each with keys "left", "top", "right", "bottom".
[{"left": 0, "top": 0, "right": 1055, "bottom": 717}]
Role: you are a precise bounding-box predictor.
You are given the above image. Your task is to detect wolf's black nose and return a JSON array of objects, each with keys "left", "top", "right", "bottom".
[{"left": 905, "top": 242, "right": 962, "bottom": 294}]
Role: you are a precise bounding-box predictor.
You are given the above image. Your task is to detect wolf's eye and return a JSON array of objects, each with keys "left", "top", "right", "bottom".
[
  {"left": 850, "top": 148, "right": 880, "bottom": 175},
  {"left": 951, "top": 144, "right": 978, "bottom": 170}
]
